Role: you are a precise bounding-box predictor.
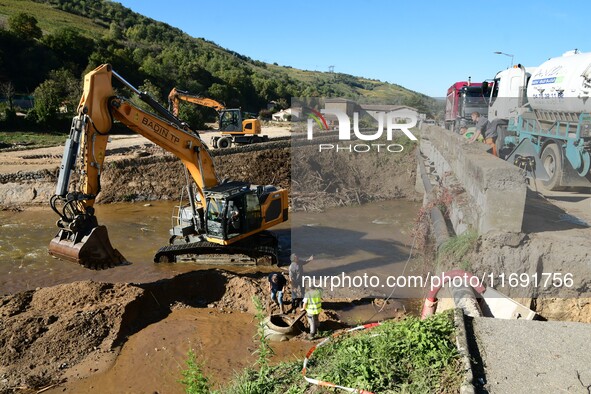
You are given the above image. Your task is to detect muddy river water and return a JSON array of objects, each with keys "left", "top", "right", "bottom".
[
  {"left": 1, "top": 199, "right": 421, "bottom": 392},
  {"left": 0, "top": 199, "right": 421, "bottom": 296}
]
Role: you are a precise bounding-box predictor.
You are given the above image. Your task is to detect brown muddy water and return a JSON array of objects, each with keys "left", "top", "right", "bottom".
[
  {"left": 50, "top": 308, "right": 311, "bottom": 394},
  {"left": 1, "top": 201, "right": 199, "bottom": 294},
  {"left": 2, "top": 199, "right": 421, "bottom": 392},
  {"left": 0, "top": 199, "right": 422, "bottom": 297}
]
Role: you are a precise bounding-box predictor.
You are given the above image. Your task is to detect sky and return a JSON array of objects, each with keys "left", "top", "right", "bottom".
[{"left": 116, "top": 0, "right": 589, "bottom": 97}]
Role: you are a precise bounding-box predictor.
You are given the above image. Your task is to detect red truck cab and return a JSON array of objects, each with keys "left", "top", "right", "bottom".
[{"left": 445, "top": 81, "right": 488, "bottom": 132}]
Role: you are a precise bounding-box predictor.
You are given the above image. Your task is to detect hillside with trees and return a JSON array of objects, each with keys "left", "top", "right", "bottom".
[{"left": 0, "top": 0, "right": 437, "bottom": 130}]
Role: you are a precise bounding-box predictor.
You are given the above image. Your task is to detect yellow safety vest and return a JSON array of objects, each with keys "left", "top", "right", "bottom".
[{"left": 305, "top": 289, "right": 322, "bottom": 315}]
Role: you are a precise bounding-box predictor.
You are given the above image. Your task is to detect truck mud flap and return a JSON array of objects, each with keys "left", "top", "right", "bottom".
[{"left": 506, "top": 139, "right": 550, "bottom": 181}]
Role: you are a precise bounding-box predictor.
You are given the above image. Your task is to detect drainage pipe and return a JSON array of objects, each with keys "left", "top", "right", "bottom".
[{"left": 421, "top": 270, "right": 486, "bottom": 319}]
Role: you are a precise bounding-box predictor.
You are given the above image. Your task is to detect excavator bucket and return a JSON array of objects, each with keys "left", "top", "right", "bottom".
[{"left": 49, "top": 225, "right": 126, "bottom": 269}]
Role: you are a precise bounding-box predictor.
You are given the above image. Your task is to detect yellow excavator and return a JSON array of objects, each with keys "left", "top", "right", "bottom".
[
  {"left": 168, "top": 88, "right": 268, "bottom": 149},
  {"left": 48, "top": 64, "right": 288, "bottom": 269}
]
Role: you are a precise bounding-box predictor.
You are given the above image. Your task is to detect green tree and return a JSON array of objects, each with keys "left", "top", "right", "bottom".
[
  {"left": 176, "top": 103, "right": 207, "bottom": 131},
  {"left": 107, "top": 22, "right": 123, "bottom": 40},
  {"left": 42, "top": 28, "right": 94, "bottom": 75},
  {"left": 128, "top": 79, "right": 164, "bottom": 114},
  {"left": 0, "top": 28, "right": 58, "bottom": 91},
  {"left": 31, "top": 79, "right": 60, "bottom": 123},
  {"left": 8, "top": 13, "right": 42, "bottom": 40},
  {"left": 47, "top": 68, "right": 82, "bottom": 114},
  {"left": 403, "top": 95, "right": 432, "bottom": 118},
  {"left": 29, "top": 69, "right": 80, "bottom": 123},
  {"left": 207, "top": 83, "right": 231, "bottom": 103}
]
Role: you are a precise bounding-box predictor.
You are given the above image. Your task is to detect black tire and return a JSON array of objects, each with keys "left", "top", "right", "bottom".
[
  {"left": 217, "top": 137, "right": 231, "bottom": 149},
  {"left": 541, "top": 143, "right": 566, "bottom": 191},
  {"left": 264, "top": 315, "right": 297, "bottom": 334}
]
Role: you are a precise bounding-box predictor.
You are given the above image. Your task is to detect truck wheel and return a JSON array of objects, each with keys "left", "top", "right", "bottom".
[
  {"left": 217, "top": 137, "right": 231, "bottom": 149},
  {"left": 541, "top": 144, "right": 566, "bottom": 191}
]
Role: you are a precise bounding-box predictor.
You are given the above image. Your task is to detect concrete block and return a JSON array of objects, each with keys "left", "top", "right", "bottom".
[{"left": 420, "top": 126, "right": 526, "bottom": 234}]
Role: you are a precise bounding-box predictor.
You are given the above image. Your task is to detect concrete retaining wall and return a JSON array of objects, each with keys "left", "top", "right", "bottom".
[{"left": 420, "top": 126, "right": 526, "bottom": 234}]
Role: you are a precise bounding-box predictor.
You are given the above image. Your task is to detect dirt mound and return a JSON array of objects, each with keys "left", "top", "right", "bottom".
[
  {"left": 0, "top": 269, "right": 325, "bottom": 392},
  {"left": 291, "top": 142, "right": 418, "bottom": 211},
  {"left": 209, "top": 273, "right": 267, "bottom": 314},
  {"left": 451, "top": 231, "right": 591, "bottom": 322},
  {"left": 0, "top": 282, "right": 144, "bottom": 391},
  {"left": 214, "top": 149, "right": 290, "bottom": 191},
  {"left": 95, "top": 148, "right": 291, "bottom": 203}
]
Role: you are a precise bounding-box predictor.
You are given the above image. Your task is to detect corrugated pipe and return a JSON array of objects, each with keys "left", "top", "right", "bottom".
[{"left": 421, "top": 270, "right": 486, "bottom": 319}]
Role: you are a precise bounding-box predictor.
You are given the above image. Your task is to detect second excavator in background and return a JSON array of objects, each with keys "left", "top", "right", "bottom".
[
  {"left": 168, "top": 88, "right": 268, "bottom": 149},
  {"left": 48, "top": 64, "right": 288, "bottom": 269}
]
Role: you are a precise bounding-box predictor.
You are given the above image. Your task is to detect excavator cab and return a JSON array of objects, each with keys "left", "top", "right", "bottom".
[
  {"left": 219, "top": 109, "right": 261, "bottom": 135},
  {"left": 203, "top": 181, "right": 276, "bottom": 240},
  {"left": 219, "top": 109, "right": 242, "bottom": 132},
  {"left": 163, "top": 181, "right": 286, "bottom": 265}
]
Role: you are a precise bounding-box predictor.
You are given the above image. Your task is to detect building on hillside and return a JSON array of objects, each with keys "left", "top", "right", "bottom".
[
  {"left": 359, "top": 104, "right": 418, "bottom": 125},
  {"left": 272, "top": 108, "right": 301, "bottom": 121},
  {"left": 323, "top": 98, "right": 418, "bottom": 126}
]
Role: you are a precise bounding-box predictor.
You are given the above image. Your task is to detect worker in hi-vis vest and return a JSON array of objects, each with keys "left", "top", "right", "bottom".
[{"left": 302, "top": 286, "right": 322, "bottom": 339}]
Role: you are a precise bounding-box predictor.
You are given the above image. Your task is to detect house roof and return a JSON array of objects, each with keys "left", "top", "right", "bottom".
[{"left": 359, "top": 104, "right": 417, "bottom": 112}]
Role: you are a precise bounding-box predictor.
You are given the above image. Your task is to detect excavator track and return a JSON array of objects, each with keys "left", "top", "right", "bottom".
[{"left": 154, "top": 231, "right": 279, "bottom": 266}]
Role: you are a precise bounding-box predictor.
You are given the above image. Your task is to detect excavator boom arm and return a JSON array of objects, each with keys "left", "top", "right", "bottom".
[
  {"left": 49, "top": 64, "right": 219, "bottom": 268},
  {"left": 73, "top": 65, "right": 218, "bottom": 206},
  {"left": 110, "top": 98, "right": 218, "bottom": 196},
  {"left": 168, "top": 87, "right": 226, "bottom": 116},
  {"left": 49, "top": 64, "right": 286, "bottom": 270}
]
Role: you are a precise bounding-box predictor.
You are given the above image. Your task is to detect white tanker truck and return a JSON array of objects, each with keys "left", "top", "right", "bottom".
[{"left": 483, "top": 50, "right": 591, "bottom": 190}]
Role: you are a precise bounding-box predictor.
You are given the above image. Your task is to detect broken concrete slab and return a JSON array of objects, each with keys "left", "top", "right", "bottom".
[{"left": 469, "top": 316, "right": 591, "bottom": 393}]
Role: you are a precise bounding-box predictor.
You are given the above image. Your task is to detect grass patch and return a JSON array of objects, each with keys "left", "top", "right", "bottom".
[
  {"left": 0, "top": 0, "right": 106, "bottom": 38},
  {"left": 438, "top": 230, "right": 478, "bottom": 271},
  {"left": 306, "top": 311, "right": 462, "bottom": 393},
  {"left": 0, "top": 131, "right": 66, "bottom": 149},
  {"left": 181, "top": 311, "right": 462, "bottom": 393}
]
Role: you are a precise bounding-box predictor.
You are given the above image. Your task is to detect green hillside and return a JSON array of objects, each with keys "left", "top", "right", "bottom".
[
  {"left": 0, "top": 0, "right": 105, "bottom": 37},
  {"left": 0, "top": 0, "right": 436, "bottom": 129}
]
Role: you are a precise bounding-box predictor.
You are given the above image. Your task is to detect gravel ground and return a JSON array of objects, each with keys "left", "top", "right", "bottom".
[{"left": 470, "top": 316, "right": 591, "bottom": 393}]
